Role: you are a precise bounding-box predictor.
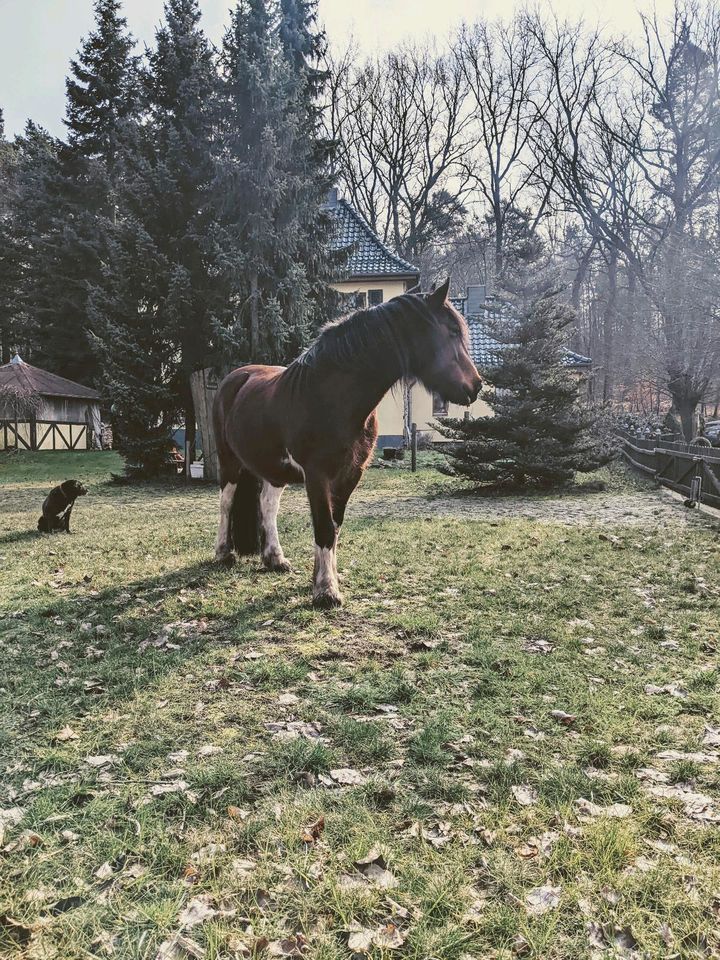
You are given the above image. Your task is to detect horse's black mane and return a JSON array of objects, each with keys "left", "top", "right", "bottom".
[{"left": 292, "top": 294, "right": 441, "bottom": 376}]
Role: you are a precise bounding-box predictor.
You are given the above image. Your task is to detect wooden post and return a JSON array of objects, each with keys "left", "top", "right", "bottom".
[
  {"left": 411, "top": 422, "right": 417, "bottom": 473},
  {"left": 185, "top": 440, "right": 192, "bottom": 481}
]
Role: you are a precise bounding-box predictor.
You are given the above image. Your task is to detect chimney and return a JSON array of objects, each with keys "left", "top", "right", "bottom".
[
  {"left": 465, "top": 284, "right": 486, "bottom": 317},
  {"left": 324, "top": 187, "right": 339, "bottom": 207}
]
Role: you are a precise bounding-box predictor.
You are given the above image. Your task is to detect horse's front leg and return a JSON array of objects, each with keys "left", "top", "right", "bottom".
[
  {"left": 215, "top": 481, "right": 237, "bottom": 566},
  {"left": 259, "top": 481, "right": 291, "bottom": 572},
  {"left": 305, "top": 470, "right": 341, "bottom": 608}
]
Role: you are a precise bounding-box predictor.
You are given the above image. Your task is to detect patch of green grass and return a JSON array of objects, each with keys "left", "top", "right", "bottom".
[{"left": 1, "top": 451, "right": 719, "bottom": 959}]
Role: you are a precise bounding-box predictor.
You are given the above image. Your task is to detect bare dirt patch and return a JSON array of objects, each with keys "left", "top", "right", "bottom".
[{"left": 348, "top": 483, "right": 720, "bottom": 528}]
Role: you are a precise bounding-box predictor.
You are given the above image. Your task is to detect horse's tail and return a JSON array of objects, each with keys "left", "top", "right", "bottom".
[{"left": 229, "top": 471, "right": 261, "bottom": 556}]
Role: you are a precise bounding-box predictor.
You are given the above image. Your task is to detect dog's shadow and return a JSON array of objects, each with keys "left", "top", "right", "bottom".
[{"left": 0, "top": 529, "right": 44, "bottom": 546}]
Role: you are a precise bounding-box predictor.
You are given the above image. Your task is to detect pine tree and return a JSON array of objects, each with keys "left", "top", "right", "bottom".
[
  {"left": 88, "top": 215, "right": 179, "bottom": 476},
  {"left": 437, "top": 254, "right": 608, "bottom": 488},
  {"left": 4, "top": 123, "right": 63, "bottom": 364},
  {"left": 213, "top": 0, "right": 336, "bottom": 366},
  {"left": 21, "top": 0, "right": 139, "bottom": 384},
  {"left": 0, "top": 109, "right": 20, "bottom": 363},
  {"left": 144, "top": 0, "right": 218, "bottom": 448}
]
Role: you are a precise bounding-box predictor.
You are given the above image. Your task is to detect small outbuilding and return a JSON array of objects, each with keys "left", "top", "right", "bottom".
[{"left": 0, "top": 355, "right": 101, "bottom": 451}]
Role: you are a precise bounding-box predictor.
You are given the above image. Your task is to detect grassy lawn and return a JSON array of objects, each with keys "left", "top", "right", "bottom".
[{"left": 1, "top": 451, "right": 719, "bottom": 959}]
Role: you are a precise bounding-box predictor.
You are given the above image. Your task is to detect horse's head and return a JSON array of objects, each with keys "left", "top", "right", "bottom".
[{"left": 411, "top": 278, "right": 482, "bottom": 406}]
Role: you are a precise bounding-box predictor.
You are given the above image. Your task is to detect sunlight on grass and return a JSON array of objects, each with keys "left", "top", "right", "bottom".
[{"left": 1, "top": 451, "right": 719, "bottom": 958}]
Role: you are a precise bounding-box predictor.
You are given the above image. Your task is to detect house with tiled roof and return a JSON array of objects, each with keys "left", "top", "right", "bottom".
[
  {"left": 451, "top": 286, "right": 592, "bottom": 371},
  {"left": 323, "top": 188, "right": 419, "bottom": 300},
  {"left": 324, "top": 191, "right": 493, "bottom": 445},
  {"left": 324, "top": 193, "right": 591, "bottom": 447}
]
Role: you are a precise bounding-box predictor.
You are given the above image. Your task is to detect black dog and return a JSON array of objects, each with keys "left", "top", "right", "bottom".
[{"left": 37, "top": 480, "right": 88, "bottom": 533}]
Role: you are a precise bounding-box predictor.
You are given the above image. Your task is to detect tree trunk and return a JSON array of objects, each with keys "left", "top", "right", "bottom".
[
  {"left": 674, "top": 396, "right": 698, "bottom": 442},
  {"left": 190, "top": 368, "right": 219, "bottom": 482},
  {"left": 184, "top": 383, "right": 196, "bottom": 456},
  {"left": 602, "top": 251, "right": 617, "bottom": 403}
]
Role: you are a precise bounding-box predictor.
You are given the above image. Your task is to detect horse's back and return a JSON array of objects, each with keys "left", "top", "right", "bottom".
[{"left": 213, "top": 365, "right": 291, "bottom": 484}]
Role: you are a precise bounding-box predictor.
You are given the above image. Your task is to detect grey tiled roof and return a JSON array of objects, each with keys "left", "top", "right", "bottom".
[
  {"left": 450, "top": 297, "right": 592, "bottom": 369},
  {"left": 325, "top": 198, "right": 420, "bottom": 280}
]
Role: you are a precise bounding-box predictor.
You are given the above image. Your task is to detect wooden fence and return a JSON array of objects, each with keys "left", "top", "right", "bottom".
[
  {"left": 0, "top": 419, "right": 89, "bottom": 451},
  {"left": 620, "top": 431, "right": 720, "bottom": 510}
]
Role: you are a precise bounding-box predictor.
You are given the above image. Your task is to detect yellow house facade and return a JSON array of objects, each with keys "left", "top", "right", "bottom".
[{"left": 324, "top": 190, "right": 493, "bottom": 446}]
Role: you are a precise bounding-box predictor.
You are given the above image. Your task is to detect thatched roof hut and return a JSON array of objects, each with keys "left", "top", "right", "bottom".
[{"left": 0, "top": 355, "right": 101, "bottom": 451}]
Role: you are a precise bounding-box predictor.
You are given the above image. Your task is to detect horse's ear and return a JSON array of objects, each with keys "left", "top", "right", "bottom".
[
  {"left": 405, "top": 282, "right": 421, "bottom": 295},
  {"left": 429, "top": 277, "right": 450, "bottom": 305}
]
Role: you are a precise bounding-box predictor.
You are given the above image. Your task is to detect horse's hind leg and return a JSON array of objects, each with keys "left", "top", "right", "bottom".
[
  {"left": 215, "top": 481, "right": 237, "bottom": 566},
  {"left": 259, "top": 481, "right": 291, "bottom": 573}
]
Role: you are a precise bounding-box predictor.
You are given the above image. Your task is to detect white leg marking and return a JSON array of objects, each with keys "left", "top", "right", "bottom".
[
  {"left": 215, "top": 482, "right": 237, "bottom": 559},
  {"left": 313, "top": 542, "right": 341, "bottom": 605},
  {"left": 260, "top": 482, "right": 290, "bottom": 571}
]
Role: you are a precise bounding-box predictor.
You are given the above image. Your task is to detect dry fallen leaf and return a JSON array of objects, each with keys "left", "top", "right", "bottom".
[
  {"left": 319, "top": 768, "right": 367, "bottom": 787},
  {"left": 84, "top": 755, "right": 119, "bottom": 768},
  {"left": 575, "top": 798, "right": 633, "bottom": 821},
  {"left": 55, "top": 726, "right": 79, "bottom": 742},
  {"left": 644, "top": 683, "right": 687, "bottom": 699},
  {"left": 94, "top": 861, "right": 114, "bottom": 881},
  {"left": 347, "top": 923, "right": 404, "bottom": 953},
  {"left": 702, "top": 726, "right": 720, "bottom": 747},
  {"left": 156, "top": 932, "right": 206, "bottom": 960},
  {"left": 347, "top": 927, "right": 374, "bottom": 954},
  {"left": 300, "top": 815, "right": 325, "bottom": 844},
  {"left": 645, "top": 784, "right": 720, "bottom": 823},
  {"left": 354, "top": 847, "right": 398, "bottom": 888},
  {"left": 523, "top": 636, "right": 554, "bottom": 654},
  {"left": 511, "top": 785, "right": 538, "bottom": 807},
  {"left": 550, "top": 710, "right": 576, "bottom": 726},
  {"left": 178, "top": 894, "right": 217, "bottom": 930},
  {"left": 525, "top": 884, "right": 562, "bottom": 916},
  {"left": 267, "top": 934, "right": 307, "bottom": 956},
  {"left": 190, "top": 843, "right": 227, "bottom": 864},
  {"left": 0, "top": 807, "right": 24, "bottom": 846}
]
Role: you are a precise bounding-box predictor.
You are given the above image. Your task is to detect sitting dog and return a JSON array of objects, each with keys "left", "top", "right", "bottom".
[{"left": 37, "top": 480, "right": 88, "bottom": 533}]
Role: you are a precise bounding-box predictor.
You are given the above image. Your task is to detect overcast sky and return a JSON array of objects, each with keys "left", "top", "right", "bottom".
[{"left": 1, "top": 0, "right": 678, "bottom": 138}]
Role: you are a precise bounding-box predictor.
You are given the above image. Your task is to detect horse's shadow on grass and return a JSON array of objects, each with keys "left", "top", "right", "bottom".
[{"left": 1, "top": 555, "right": 318, "bottom": 732}]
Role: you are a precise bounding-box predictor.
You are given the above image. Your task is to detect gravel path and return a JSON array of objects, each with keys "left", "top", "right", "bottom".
[{"left": 348, "top": 484, "right": 720, "bottom": 528}]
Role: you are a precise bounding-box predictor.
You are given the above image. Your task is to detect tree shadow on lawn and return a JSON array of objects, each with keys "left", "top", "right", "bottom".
[{"left": 1, "top": 557, "right": 312, "bottom": 744}]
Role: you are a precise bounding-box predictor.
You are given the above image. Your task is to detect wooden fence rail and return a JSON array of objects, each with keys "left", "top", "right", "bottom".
[{"left": 620, "top": 431, "right": 720, "bottom": 510}]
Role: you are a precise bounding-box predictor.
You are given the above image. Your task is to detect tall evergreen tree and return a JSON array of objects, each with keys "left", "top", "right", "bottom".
[
  {"left": 21, "top": 0, "right": 139, "bottom": 384},
  {"left": 64, "top": 0, "right": 140, "bottom": 214},
  {"left": 437, "top": 254, "right": 609, "bottom": 488},
  {"left": 4, "top": 124, "right": 62, "bottom": 365},
  {"left": 144, "top": 0, "right": 218, "bottom": 448},
  {"left": 0, "top": 109, "right": 20, "bottom": 363},
  {"left": 88, "top": 215, "right": 178, "bottom": 476},
  {"left": 213, "top": 0, "right": 336, "bottom": 365}
]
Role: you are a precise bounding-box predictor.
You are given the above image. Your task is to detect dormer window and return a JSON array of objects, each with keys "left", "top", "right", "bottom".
[{"left": 368, "top": 289, "right": 384, "bottom": 306}]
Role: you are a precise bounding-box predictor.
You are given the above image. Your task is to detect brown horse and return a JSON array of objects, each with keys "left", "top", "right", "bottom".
[{"left": 212, "top": 279, "right": 482, "bottom": 608}]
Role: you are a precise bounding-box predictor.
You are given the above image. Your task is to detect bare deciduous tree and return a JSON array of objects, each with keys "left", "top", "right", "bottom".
[
  {"left": 326, "top": 43, "right": 476, "bottom": 264},
  {"left": 459, "top": 16, "right": 554, "bottom": 280}
]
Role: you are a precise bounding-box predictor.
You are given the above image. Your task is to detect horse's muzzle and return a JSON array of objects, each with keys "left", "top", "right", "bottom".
[{"left": 466, "top": 377, "right": 482, "bottom": 404}]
